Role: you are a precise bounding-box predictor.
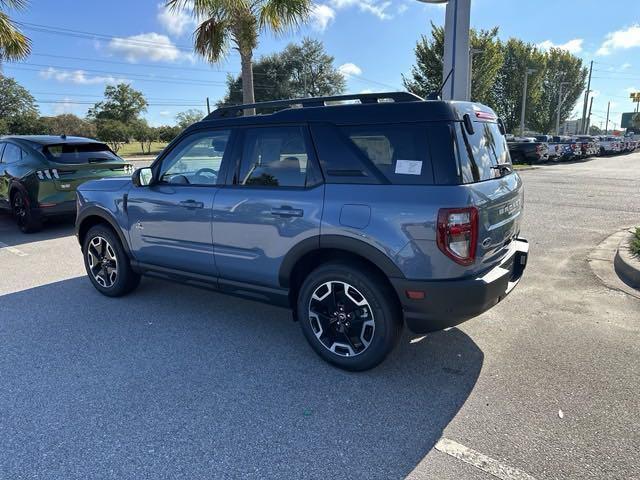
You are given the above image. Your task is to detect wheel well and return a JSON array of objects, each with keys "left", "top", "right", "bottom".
[
  {"left": 287, "top": 248, "right": 402, "bottom": 315},
  {"left": 78, "top": 215, "right": 116, "bottom": 248}
]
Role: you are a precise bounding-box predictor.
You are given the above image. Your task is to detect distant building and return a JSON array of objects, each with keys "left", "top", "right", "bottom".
[{"left": 562, "top": 119, "right": 581, "bottom": 135}]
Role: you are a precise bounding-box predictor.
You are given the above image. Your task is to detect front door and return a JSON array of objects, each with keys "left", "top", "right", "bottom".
[
  {"left": 213, "top": 125, "right": 324, "bottom": 288},
  {"left": 127, "top": 129, "right": 232, "bottom": 277}
]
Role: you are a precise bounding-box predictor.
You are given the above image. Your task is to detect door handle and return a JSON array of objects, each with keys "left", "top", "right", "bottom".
[
  {"left": 179, "top": 200, "right": 205, "bottom": 209},
  {"left": 270, "top": 206, "right": 304, "bottom": 218}
]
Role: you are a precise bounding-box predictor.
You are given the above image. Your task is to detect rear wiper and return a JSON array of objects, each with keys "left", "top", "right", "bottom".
[{"left": 491, "top": 164, "right": 513, "bottom": 176}]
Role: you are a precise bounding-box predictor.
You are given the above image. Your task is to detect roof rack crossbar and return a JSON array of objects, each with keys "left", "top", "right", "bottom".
[{"left": 207, "top": 91, "right": 423, "bottom": 119}]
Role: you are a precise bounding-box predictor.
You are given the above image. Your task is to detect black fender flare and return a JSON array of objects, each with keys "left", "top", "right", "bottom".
[
  {"left": 278, "top": 234, "right": 404, "bottom": 287},
  {"left": 76, "top": 205, "right": 132, "bottom": 256}
]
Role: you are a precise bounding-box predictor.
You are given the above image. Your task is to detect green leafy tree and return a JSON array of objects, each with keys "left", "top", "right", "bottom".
[
  {"left": 0, "top": 0, "right": 30, "bottom": 64},
  {"left": 167, "top": 0, "right": 312, "bottom": 113},
  {"left": 176, "top": 109, "right": 205, "bottom": 129},
  {"left": 491, "top": 39, "right": 546, "bottom": 134},
  {"left": 0, "top": 75, "right": 39, "bottom": 133},
  {"left": 157, "top": 125, "right": 181, "bottom": 143},
  {"left": 96, "top": 119, "right": 130, "bottom": 153},
  {"left": 88, "top": 83, "right": 148, "bottom": 124},
  {"left": 40, "top": 114, "right": 97, "bottom": 138},
  {"left": 221, "top": 38, "right": 345, "bottom": 105},
  {"left": 403, "top": 23, "right": 503, "bottom": 105},
  {"left": 130, "top": 119, "right": 159, "bottom": 154},
  {"left": 529, "top": 48, "right": 587, "bottom": 134}
]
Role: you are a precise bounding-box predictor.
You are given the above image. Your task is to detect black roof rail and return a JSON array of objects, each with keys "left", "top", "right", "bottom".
[{"left": 207, "top": 91, "right": 423, "bottom": 119}]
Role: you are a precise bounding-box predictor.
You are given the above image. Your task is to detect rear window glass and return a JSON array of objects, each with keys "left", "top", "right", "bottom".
[
  {"left": 43, "top": 143, "right": 119, "bottom": 164},
  {"left": 456, "top": 122, "right": 511, "bottom": 183},
  {"left": 341, "top": 124, "right": 434, "bottom": 185}
]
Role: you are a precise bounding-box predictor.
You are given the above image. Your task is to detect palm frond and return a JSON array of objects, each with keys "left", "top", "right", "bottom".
[
  {"left": 0, "top": 12, "right": 30, "bottom": 61},
  {"left": 259, "top": 0, "right": 311, "bottom": 33},
  {"left": 0, "top": 0, "right": 28, "bottom": 11},
  {"left": 167, "top": 0, "right": 249, "bottom": 18},
  {"left": 193, "top": 16, "right": 231, "bottom": 63}
]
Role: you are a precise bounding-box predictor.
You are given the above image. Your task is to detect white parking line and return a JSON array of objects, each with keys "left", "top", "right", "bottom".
[
  {"left": 435, "top": 438, "right": 537, "bottom": 480},
  {"left": 0, "top": 241, "right": 27, "bottom": 257}
]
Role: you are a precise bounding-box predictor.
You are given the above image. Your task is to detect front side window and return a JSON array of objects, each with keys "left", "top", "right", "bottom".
[
  {"left": 238, "top": 126, "right": 309, "bottom": 187},
  {"left": 341, "top": 124, "right": 434, "bottom": 185},
  {"left": 2, "top": 143, "right": 22, "bottom": 164},
  {"left": 159, "top": 130, "right": 230, "bottom": 186}
]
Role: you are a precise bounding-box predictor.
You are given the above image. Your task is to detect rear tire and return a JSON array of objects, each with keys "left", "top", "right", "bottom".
[
  {"left": 297, "top": 262, "right": 402, "bottom": 371},
  {"left": 11, "top": 189, "right": 42, "bottom": 234},
  {"left": 83, "top": 224, "right": 140, "bottom": 297}
]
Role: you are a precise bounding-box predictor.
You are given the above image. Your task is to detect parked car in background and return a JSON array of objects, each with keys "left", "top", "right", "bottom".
[
  {"left": 572, "top": 136, "right": 598, "bottom": 158},
  {"left": 534, "top": 135, "right": 562, "bottom": 161},
  {"left": 551, "top": 136, "right": 581, "bottom": 161},
  {"left": 595, "top": 136, "right": 620, "bottom": 155},
  {"left": 0, "top": 136, "right": 134, "bottom": 233},
  {"left": 75, "top": 93, "right": 529, "bottom": 371},
  {"left": 508, "top": 137, "right": 549, "bottom": 164}
]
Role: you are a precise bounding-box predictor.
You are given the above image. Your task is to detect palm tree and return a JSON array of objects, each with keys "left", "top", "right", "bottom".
[
  {"left": 167, "top": 0, "right": 311, "bottom": 114},
  {"left": 0, "top": 0, "right": 31, "bottom": 70}
]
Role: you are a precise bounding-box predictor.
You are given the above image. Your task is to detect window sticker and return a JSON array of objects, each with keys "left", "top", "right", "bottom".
[{"left": 395, "top": 159, "right": 422, "bottom": 175}]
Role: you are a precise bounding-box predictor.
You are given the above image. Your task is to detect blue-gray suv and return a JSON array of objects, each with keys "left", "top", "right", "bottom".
[{"left": 75, "top": 92, "right": 528, "bottom": 371}]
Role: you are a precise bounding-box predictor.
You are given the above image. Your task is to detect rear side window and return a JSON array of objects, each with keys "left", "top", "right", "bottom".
[
  {"left": 237, "top": 126, "right": 312, "bottom": 188},
  {"left": 2, "top": 143, "right": 23, "bottom": 164},
  {"left": 456, "top": 122, "right": 511, "bottom": 183},
  {"left": 341, "top": 124, "right": 434, "bottom": 185},
  {"left": 43, "top": 143, "right": 119, "bottom": 164}
]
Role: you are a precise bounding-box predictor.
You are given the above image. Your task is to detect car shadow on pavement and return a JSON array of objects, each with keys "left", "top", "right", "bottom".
[
  {"left": 0, "top": 276, "right": 483, "bottom": 480},
  {"left": 0, "top": 212, "right": 75, "bottom": 246}
]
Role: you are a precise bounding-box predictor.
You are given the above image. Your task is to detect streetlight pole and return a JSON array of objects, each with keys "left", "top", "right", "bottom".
[
  {"left": 520, "top": 68, "right": 536, "bottom": 137},
  {"left": 556, "top": 81, "right": 570, "bottom": 135},
  {"left": 416, "top": 0, "right": 471, "bottom": 100}
]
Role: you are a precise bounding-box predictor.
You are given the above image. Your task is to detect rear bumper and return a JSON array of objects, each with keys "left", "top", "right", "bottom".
[{"left": 391, "top": 238, "right": 529, "bottom": 334}]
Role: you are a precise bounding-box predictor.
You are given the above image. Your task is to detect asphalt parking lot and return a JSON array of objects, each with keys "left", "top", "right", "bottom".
[{"left": 1, "top": 153, "right": 639, "bottom": 480}]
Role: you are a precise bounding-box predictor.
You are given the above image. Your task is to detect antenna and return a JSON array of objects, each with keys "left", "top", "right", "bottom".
[{"left": 427, "top": 69, "right": 454, "bottom": 100}]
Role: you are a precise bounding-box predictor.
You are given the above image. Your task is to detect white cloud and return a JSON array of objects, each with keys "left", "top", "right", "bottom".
[
  {"left": 596, "top": 24, "right": 640, "bottom": 56},
  {"left": 159, "top": 110, "right": 172, "bottom": 117},
  {"left": 537, "top": 38, "right": 584, "bottom": 54},
  {"left": 53, "top": 97, "right": 77, "bottom": 115},
  {"left": 157, "top": 2, "right": 195, "bottom": 36},
  {"left": 107, "top": 32, "right": 185, "bottom": 63},
  {"left": 39, "top": 67, "right": 127, "bottom": 85},
  {"left": 360, "top": 88, "right": 374, "bottom": 94},
  {"left": 310, "top": 4, "right": 336, "bottom": 31},
  {"left": 397, "top": 4, "right": 408, "bottom": 14},
  {"left": 329, "top": 0, "right": 393, "bottom": 20},
  {"left": 625, "top": 86, "right": 639, "bottom": 95},
  {"left": 338, "top": 62, "right": 363, "bottom": 77}
]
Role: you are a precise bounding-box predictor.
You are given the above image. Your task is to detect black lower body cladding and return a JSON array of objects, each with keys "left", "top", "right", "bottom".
[{"left": 391, "top": 238, "right": 529, "bottom": 333}]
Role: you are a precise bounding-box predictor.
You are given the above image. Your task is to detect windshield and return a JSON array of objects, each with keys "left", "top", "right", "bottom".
[{"left": 43, "top": 143, "right": 120, "bottom": 164}]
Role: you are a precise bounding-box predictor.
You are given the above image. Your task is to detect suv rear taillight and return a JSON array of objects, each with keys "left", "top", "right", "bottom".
[{"left": 437, "top": 207, "right": 478, "bottom": 266}]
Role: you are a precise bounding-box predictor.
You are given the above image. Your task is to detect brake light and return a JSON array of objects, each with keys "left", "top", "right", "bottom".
[
  {"left": 437, "top": 207, "right": 478, "bottom": 266},
  {"left": 475, "top": 111, "right": 496, "bottom": 121}
]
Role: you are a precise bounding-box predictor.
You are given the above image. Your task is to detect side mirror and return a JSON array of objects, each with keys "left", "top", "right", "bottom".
[{"left": 132, "top": 167, "right": 154, "bottom": 187}]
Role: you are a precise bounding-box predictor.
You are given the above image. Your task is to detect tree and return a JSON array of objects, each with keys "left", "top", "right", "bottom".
[
  {"left": 40, "top": 114, "right": 97, "bottom": 138},
  {"left": 491, "top": 39, "right": 546, "bottom": 134},
  {"left": 0, "top": 75, "right": 39, "bottom": 133},
  {"left": 0, "top": 0, "right": 30, "bottom": 64},
  {"left": 221, "top": 38, "right": 345, "bottom": 105},
  {"left": 156, "top": 125, "right": 181, "bottom": 143},
  {"left": 589, "top": 125, "right": 603, "bottom": 136},
  {"left": 176, "top": 109, "right": 205, "bottom": 129},
  {"left": 403, "top": 23, "right": 503, "bottom": 106},
  {"left": 167, "top": 0, "right": 312, "bottom": 114},
  {"left": 88, "top": 83, "right": 148, "bottom": 124},
  {"left": 529, "top": 48, "right": 587, "bottom": 134},
  {"left": 96, "top": 119, "right": 130, "bottom": 153},
  {"left": 130, "top": 119, "right": 159, "bottom": 154}
]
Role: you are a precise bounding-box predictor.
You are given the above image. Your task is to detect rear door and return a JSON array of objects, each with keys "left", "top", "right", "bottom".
[
  {"left": 127, "top": 129, "right": 232, "bottom": 276},
  {"left": 212, "top": 125, "right": 324, "bottom": 288}
]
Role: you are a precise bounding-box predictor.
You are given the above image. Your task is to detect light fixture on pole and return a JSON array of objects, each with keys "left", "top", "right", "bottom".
[
  {"left": 520, "top": 68, "right": 536, "bottom": 137},
  {"left": 416, "top": 0, "right": 471, "bottom": 101}
]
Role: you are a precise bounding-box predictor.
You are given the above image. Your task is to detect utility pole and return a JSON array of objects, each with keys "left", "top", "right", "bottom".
[
  {"left": 581, "top": 60, "right": 593, "bottom": 134},
  {"left": 556, "top": 82, "right": 570, "bottom": 135},
  {"left": 605, "top": 101, "right": 610, "bottom": 134},
  {"left": 586, "top": 96, "right": 594, "bottom": 134},
  {"left": 206, "top": 97, "right": 211, "bottom": 114},
  {"left": 520, "top": 68, "right": 536, "bottom": 137}
]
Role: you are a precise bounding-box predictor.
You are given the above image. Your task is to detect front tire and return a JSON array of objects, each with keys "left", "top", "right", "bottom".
[
  {"left": 83, "top": 225, "right": 140, "bottom": 297},
  {"left": 297, "top": 262, "right": 402, "bottom": 371},
  {"left": 11, "top": 190, "right": 42, "bottom": 233}
]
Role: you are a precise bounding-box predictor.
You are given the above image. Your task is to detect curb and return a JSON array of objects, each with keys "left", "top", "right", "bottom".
[{"left": 614, "top": 231, "right": 640, "bottom": 288}]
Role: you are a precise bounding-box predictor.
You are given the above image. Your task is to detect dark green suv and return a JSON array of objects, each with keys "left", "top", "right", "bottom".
[{"left": 0, "top": 135, "right": 133, "bottom": 233}]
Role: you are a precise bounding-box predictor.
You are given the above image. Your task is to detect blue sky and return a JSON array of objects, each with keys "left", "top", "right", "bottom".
[{"left": 4, "top": 0, "right": 640, "bottom": 129}]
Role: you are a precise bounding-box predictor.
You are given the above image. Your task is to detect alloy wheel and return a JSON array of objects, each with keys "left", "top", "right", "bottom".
[
  {"left": 308, "top": 281, "right": 375, "bottom": 357},
  {"left": 87, "top": 236, "right": 118, "bottom": 288},
  {"left": 12, "top": 194, "right": 27, "bottom": 226}
]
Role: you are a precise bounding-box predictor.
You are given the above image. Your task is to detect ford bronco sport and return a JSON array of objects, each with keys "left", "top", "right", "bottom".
[{"left": 75, "top": 92, "right": 528, "bottom": 371}]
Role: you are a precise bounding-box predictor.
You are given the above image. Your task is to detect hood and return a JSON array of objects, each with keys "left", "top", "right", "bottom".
[{"left": 78, "top": 177, "right": 132, "bottom": 192}]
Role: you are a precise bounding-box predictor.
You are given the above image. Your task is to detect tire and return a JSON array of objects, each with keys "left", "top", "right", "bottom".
[
  {"left": 11, "top": 189, "right": 42, "bottom": 233},
  {"left": 297, "top": 262, "right": 402, "bottom": 371},
  {"left": 83, "top": 224, "right": 140, "bottom": 297}
]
